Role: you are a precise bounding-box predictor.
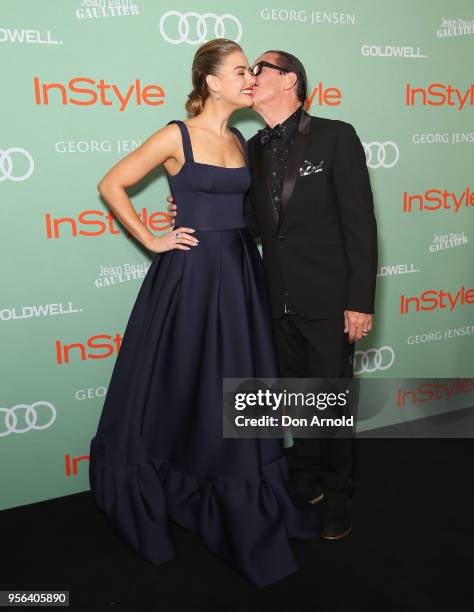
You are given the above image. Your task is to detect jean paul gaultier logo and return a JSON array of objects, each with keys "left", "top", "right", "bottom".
[
  {"left": 436, "top": 17, "right": 474, "bottom": 38},
  {"left": 429, "top": 232, "right": 468, "bottom": 253},
  {"left": 95, "top": 262, "right": 150, "bottom": 288},
  {"left": 75, "top": 0, "right": 140, "bottom": 20}
]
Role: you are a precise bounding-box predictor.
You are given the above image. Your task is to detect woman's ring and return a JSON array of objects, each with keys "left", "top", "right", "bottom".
[{"left": 175, "top": 232, "right": 181, "bottom": 239}]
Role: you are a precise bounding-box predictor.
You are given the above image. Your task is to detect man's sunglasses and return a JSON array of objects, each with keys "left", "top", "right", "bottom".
[{"left": 250, "top": 61, "right": 290, "bottom": 76}]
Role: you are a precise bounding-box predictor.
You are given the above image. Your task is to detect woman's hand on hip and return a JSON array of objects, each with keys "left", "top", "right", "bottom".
[{"left": 146, "top": 227, "right": 198, "bottom": 253}]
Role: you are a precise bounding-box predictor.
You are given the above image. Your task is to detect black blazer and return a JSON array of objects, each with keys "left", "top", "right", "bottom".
[{"left": 245, "top": 109, "right": 378, "bottom": 320}]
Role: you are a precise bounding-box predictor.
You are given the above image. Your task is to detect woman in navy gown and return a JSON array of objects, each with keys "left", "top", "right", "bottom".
[{"left": 89, "top": 38, "right": 319, "bottom": 587}]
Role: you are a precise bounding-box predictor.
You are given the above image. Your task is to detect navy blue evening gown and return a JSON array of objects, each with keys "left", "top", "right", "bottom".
[{"left": 89, "top": 120, "right": 320, "bottom": 587}]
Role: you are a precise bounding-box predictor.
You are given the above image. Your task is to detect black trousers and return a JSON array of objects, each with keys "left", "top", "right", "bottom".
[{"left": 272, "top": 314, "right": 355, "bottom": 505}]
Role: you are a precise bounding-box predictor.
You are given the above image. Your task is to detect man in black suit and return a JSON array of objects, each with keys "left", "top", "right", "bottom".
[{"left": 167, "top": 50, "right": 378, "bottom": 540}]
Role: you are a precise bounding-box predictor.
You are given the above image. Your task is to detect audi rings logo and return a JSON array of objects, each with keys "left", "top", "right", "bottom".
[
  {"left": 159, "top": 11, "right": 242, "bottom": 45},
  {"left": 363, "top": 141, "right": 399, "bottom": 168},
  {"left": 0, "top": 401, "right": 56, "bottom": 436},
  {"left": 354, "top": 346, "right": 395, "bottom": 374},
  {"left": 0, "top": 147, "right": 35, "bottom": 182}
]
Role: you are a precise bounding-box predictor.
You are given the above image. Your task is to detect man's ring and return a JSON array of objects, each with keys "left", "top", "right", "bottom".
[{"left": 362, "top": 330, "right": 369, "bottom": 335}]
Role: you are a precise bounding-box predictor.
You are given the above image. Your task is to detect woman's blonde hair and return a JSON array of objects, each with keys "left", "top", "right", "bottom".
[{"left": 185, "top": 38, "right": 243, "bottom": 116}]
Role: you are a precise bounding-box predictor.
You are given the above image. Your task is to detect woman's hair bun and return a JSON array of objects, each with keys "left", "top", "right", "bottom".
[{"left": 185, "top": 90, "right": 204, "bottom": 116}]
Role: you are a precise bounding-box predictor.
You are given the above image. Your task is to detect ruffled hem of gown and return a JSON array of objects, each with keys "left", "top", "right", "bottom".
[{"left": 89, "top": 436, "right": 320, "bottom": 588}]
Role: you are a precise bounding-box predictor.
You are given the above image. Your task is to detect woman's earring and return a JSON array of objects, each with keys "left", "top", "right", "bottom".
[{"left": 214, "top": 91, "right": 220, "bottom": 100}]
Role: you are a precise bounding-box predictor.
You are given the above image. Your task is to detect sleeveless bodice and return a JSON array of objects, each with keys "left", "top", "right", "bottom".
[{"left": 165, "top": 120, "right": 251, "bottom": 231}]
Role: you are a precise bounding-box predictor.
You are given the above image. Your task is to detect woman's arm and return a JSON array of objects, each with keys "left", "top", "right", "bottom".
[{"left": 97, "top": 124, "right": 198, "bottom": 253}]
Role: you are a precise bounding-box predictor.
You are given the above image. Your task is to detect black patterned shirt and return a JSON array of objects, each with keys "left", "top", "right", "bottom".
[{"left": 262, "top": 105, "right": 303, "bottom": 214}]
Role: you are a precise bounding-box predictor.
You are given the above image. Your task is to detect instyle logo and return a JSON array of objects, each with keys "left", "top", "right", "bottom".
[
  {"left": 405, "top": 83, "right": 474, "bottom": 110},
  {"left": 400, "top": 286, "right": 474, "bottom": 315},
  {"left": 55, "top": 333, "right": 123, "bottom": 364},
  {"left": 45, "top": 207, "right": 171, "bottom": 239},
  {"left": 0, "top": 401, "right": 56, "bottom": 437},
  {"left": 403, "top": 187, "right": 474, "bottom": 213},
  {"left": 305, "top": 82, "right": 342, "bottom": 109},
  {"left": 33, "top": 77, "right": 165, "bottom": 111},
  {"left": 361, "top": 45, "right": 426, "bottom": 59},
  {"left": 159, "top": 11, "right": 242, "bottom": 44},
  {"left": 65, "top": 453, "right": 90, "bottom": 476},
  {"left": 396, "top": 379, "right": 474, "bottom": 407}
]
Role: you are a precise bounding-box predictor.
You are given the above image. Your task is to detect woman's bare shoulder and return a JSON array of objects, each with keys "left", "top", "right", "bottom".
[{"left": 147, "top": 121, "right": 182, "bottom": 142}]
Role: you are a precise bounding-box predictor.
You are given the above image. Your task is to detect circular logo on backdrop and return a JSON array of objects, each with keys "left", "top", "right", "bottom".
[
  {"left": 363, "top": 141, "right": 399, "bottom": 168},
  {"left": 159, "top": 11, "right": 243, "bottom": 45},
  {"left": 354, "top": 346, "right": 395, "bottom": 374},
  {"left": 0, "top": 147, "right": 35, "bottom": 182},
  {"left": 0, "top": 401, "right": 57, "bottom": 436}
]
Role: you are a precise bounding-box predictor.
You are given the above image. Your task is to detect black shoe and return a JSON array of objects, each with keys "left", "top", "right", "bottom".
[
  {"left": 321, "top": 517, "right": 352, "bottom": 540},
  {"left": 320, "top": 492, "right": 352, "bottom": 539}
]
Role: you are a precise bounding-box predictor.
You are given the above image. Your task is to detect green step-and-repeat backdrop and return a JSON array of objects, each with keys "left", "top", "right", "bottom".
[{"left": 1, "top": 0, "right": 473, "bottom": 509}]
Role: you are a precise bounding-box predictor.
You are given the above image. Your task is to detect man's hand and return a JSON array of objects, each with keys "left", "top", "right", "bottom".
[
  {"left": 344, "top": 310, "right": 373, "bottom": 343},
  {"left": 166, "top": 194, "right": 177, "bottom": 227}
]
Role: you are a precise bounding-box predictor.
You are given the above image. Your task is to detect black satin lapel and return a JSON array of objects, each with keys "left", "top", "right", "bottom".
[
  {"left": 253, "top": 139, "right": 278, "bottom": 226},
  {"left": 278, "top": 110, "right": 312, "bottom": 229},
  {"left": 278, "top": 131, "right": 309, "bottom": 228}
]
